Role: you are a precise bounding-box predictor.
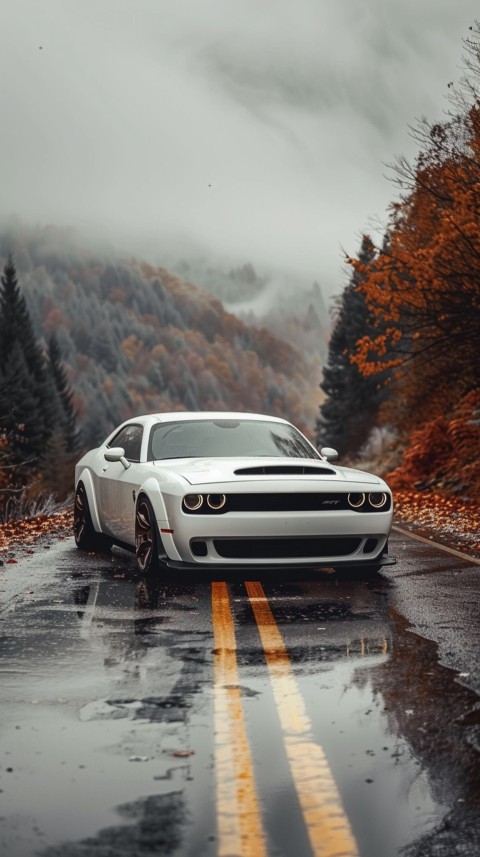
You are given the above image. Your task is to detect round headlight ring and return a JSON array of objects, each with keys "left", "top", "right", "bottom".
[
  {"left": 183, "top": 493, "right": 204, "bottom": 512},
  {"left": 348, "top": 492, "right": 366, "bottom": 509},
  {"left": 207, "top": 493, "right": 227, "bottom": 510},
  {"left": 369, "top": 492, "right": 388, "bottom": 509}
]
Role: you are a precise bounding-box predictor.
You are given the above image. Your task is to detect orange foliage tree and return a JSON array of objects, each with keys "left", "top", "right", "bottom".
[
  {"left": 347, "top": 26, "right": 480, "bottom": 495},
  {"left": 351, "top": 137, "right": 480, "bottom": 400}
]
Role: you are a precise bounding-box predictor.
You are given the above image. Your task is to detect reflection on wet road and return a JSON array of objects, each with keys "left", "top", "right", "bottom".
[
  {"left": 243, "top": 581, "right": 358, "bottom": 857},
  {"left": 0, "top": 534, "right": 479, "bottom": 856}
]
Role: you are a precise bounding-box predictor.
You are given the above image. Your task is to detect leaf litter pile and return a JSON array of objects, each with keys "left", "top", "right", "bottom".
[
  {"left": 394, "top": 491, "right": 480, "bottom": 559},
  {"left": 0, "top": 510, "right": 73, "bottom": 563},
  {"left": 0, "top": 495, "right": 479, "bottom": 564}
]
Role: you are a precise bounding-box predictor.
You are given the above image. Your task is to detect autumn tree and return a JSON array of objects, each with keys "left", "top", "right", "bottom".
[
  {"left": 351, "top": 26, "right": 480, "bottom": 384},
  {"left": 350, "top": 114, "right": 480, "bottom": 431},
  {"left": 346, "top": 24, "right": 480, "bottom": 494},
  {"left": 316, "top": 235, "right": 389, "bottom": 456}
]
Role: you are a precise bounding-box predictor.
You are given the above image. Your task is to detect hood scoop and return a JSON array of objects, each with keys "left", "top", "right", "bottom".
[{"left": 234, "top": 464, "right": 336, "bottom": 476}]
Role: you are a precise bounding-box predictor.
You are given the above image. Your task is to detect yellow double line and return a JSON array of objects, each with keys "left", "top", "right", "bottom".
[{"left": 212, "top": 581, "right": 359, "bottom": 857}]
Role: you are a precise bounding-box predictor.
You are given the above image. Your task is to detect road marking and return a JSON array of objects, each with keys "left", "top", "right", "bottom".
[
  {"left": 392, "top": 525, "right": 480, "bottom": 566},
  {"left": 245, "top": 581, "right": 359, "bottom": 857},
  {"left": 211, "top": 581, "right": 267, "bottom": 857}
]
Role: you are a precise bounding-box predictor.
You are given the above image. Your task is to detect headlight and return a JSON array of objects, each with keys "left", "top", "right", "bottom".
[
  {"left": 369, "top": 492, "right": 388, "bottom": 509},
  {"left": 183, "top": 494, "right": 204, "bottom": 511},
  {"left": 207, "top": 493, "right": 226, "bottom": 510},
  {"left": 348, "top": 492, "right": 366, "bottom": 509}
]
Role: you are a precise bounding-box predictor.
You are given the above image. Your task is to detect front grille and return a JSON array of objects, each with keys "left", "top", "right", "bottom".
[
  {"left": 227, "top": 493, "right": 349, "bottom": 512},
  {"left": 213, "top": 537, "right": 362, "bottom": 559}
]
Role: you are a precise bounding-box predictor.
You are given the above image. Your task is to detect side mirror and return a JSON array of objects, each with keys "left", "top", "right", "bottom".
[
  {"left": 320, "top": 447, "right": 338, "bottom": 462},
  {"left": 104, "top": 447, "right": 130, "bottom": 469}
]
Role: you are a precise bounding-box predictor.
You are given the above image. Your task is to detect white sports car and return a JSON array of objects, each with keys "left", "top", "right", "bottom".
[{"left": 74, "top": 411, "right": 395, "bottom": 574}]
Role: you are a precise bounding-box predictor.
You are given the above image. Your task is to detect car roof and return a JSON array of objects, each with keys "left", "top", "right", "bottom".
[{"left": 147, "top": 411, "right": 290, "bottom": 425}]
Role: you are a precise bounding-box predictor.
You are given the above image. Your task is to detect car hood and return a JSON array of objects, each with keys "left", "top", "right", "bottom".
[{"left": 152, "top": 457, "right": 383, "bottom": 487}]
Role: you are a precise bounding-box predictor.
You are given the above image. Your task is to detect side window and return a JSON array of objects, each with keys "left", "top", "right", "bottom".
[{"left": 108, "top": 424, "right": 143, "bottom": 462}]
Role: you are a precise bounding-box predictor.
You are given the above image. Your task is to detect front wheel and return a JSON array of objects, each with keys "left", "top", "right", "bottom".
[
  {"left": 73, "top": 484, "right": 112, "bottom": 552},
  {"left": 135, "top": 496, "right": 165, "bottom": 575}
]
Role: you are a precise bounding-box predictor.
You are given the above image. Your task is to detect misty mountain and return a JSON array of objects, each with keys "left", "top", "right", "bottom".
[
  {"left": 0, "top": 223, "right": 323, "bottom": 449},
  {"left": 170, "top": 256, "right": 329, "bottom": 359}
]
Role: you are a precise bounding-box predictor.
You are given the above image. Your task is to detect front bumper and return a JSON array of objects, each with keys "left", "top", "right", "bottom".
[{"left": 161, "top": 500, "right": 393, "bottom": 566}]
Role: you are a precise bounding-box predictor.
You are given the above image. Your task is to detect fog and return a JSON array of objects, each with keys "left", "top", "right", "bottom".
[{"left": 1, "top": 0, "right": 478, "bottom": 293}]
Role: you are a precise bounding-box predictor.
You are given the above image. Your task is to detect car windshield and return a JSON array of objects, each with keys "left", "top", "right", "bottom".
[{"left": 148, "top": 419, "right": 320, "bottom": 461}]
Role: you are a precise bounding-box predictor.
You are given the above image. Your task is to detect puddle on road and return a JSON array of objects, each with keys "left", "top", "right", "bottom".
[
  {"left": 0, "top": 554, "right": 479, "bottom": 857},
  {"left": 0, "top": 566, "right": 215, "bottom": 857}
]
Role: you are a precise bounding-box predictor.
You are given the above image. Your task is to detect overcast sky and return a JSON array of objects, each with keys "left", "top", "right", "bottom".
[{"left": 1, "top": 1, "right": 478, "bottom": 293}]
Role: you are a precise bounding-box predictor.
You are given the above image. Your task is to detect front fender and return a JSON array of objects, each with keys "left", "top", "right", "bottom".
[
  {"left": 137, "top": 477, "right": 169, "bottom": 525},
  {"left": 137, "top": 478, "right": 182, "bottom": 562}
]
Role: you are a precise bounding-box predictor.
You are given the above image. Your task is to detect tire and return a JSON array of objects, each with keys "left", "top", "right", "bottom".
[
  {"left": 135, "top": 496, "right": 165, "bottom": 575},
  {"left": 73, "top": 483, "right": 112, "bottom": 552}
]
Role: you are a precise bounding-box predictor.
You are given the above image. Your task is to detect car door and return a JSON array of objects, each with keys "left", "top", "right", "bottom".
[{"left": 98, "top": 423, "right": 144, "bottom": 543}]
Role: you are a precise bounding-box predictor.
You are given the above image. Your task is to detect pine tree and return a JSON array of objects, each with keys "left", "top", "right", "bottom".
[
  {"left": 0, "top": 342, "right": 45, "bottom": 465},
  {"left": 0, "top": 257, "right": 42, "bottom": 375},
  {"left": 0, "top": 257, "right": 56, "bottom": 463},
  {"left": 316, "top": 236, "right": 388, "bottom": 457},
  {"left": 48, "top": 334, "right": 80, "bottom": 453}
]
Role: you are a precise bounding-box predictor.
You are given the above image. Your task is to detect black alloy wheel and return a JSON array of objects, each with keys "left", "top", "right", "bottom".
[
  {"left": 73, "top": 484, "right": 111, "bottom": 552},
  {"left": 135, "top": 496, "right": 163, "bottom": 574}
]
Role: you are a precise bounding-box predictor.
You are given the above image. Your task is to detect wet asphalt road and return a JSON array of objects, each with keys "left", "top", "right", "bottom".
[{"left": 0, "top": 531, "right": 479, "bottom": 857}]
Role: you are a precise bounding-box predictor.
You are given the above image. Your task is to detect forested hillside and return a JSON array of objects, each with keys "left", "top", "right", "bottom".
[
  {"left": 172, "top": 258, "right": 329, "bottom": 364},
  {"left": 0, "top": 224, "right": 321, "bottom": 452},
  {"left": 318, "top": 27, "right": 480, "bottom": 500}
]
